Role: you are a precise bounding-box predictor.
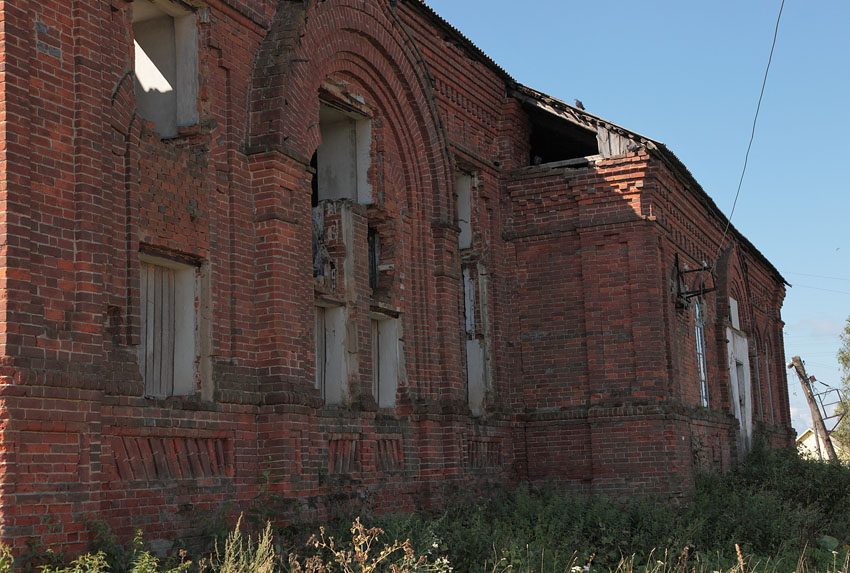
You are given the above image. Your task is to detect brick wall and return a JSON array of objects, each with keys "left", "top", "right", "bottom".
[{"left": 0, "top": 0, "right": 792, "bottom": 555}]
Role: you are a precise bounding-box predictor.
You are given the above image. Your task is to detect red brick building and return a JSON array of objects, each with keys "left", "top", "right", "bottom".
[{"left": 0, "top": 0, "right": 792, "bottom": 552}]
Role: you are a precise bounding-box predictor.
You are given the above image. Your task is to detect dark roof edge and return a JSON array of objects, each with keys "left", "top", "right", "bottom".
[
  {"left": 410, "top": 1, "right": 787, "bottom": 288},
  {"left": 649, "top": 143, "right": 788, "bottom": 287},
  {"left": 407, "top": 0, "right": 515, "bottom": 85}
]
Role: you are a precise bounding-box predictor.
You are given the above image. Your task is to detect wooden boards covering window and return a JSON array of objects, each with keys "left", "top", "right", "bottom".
[{"left": 140, "top": 261, "right": 177, "bottom": 397}]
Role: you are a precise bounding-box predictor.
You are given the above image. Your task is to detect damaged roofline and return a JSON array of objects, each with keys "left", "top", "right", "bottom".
[
  {"left": 508, "top": 86, "right": 788, "bottom": 287},
  {"left": 510, "top": 84, "right": 655, "bottom": 146},
  {"left": 412, "top": 0, "right": 788, "bottom": 288}
]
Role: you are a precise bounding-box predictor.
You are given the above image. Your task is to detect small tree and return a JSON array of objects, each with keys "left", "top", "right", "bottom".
[{"left": 833, "top": 317, "right": 850, "bottom": 455}]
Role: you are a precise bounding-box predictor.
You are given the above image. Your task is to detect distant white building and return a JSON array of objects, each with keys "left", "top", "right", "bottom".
[{"left": 797, "top": 428, "right": 848, "bottom": 461}]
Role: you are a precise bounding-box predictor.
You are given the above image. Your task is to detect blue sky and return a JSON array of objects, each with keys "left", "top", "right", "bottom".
[{"left": 423, "top": 0, "right": 850, "bottom": 435}]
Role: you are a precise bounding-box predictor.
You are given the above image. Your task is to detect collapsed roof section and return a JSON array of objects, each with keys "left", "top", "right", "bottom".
[
  {"left": 510, "top": 85, "right": 787, "bottom": 286},
  {"left": 411, "top": 1, "right": 786, "bottom": 287},
  {"left": 511, "top": 84, "right": 652, "bottom": 162}
]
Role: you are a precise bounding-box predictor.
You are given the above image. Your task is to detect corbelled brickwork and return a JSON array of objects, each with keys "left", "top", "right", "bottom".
[{"left": 0, "top": 0, "right": 792, "bottom": 556}]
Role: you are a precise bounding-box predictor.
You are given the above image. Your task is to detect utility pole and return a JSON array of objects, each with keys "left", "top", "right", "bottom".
[{"left": 789, "top": 356, "right": 838, "bottom": 462}]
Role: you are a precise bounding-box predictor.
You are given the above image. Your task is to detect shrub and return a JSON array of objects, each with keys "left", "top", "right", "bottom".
[{"left": 287, "top": 517, "right": 451, "bottom": 573}]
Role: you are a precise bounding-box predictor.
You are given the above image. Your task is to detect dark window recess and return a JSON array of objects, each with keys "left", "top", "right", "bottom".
[
  {"left": 311, "top": 151, "right": 327, "bottom": 278},
  {"left": 368, "top": 227, "right": 380, "bottom": 290},
  {"left": 310, "top": 151, "right": 319, "bottom": 208},
  {"left": 527, "top": 107, "right": 599, "bottom": 165}
]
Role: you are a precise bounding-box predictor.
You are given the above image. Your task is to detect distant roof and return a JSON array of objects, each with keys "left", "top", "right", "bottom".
[
  {"left": 411, "top": 0, "right": 788, "bottom": 286},
  {"left": 796, "top": 428, "right": 814, "bottom": 443}
]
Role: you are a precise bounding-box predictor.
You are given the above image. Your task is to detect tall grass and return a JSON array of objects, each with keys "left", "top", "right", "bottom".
[
  {"left": 10, "top": 444, "right": 850, "bottom": 572},
  {"left": 344, "top": 445, "right": 850, "bottom": 571}
]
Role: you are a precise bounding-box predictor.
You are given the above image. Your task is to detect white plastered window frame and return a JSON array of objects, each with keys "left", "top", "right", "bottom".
[
  {"left": 455, "top": 172, "right": 473, "bottom": 250},
  {"left": 132, "top": 0, "right": 199, "bottom": 138},
  {"left": 455, "top": 169, "right": 490, "bottom": 417},
  {"left": 314, "top": 301, "right": 349, "bottom": 407},
  {"left": 463, "top": 266, "right": 491, "bottom": 417},
  {"left": 370, "top": 312, "right": 399, "bottom": 409},
  {"left": 138, "top": 253, "right": 211, "bottom": 400},
  {"left": 316, "top": 103, "right": 373, "bottom": 204},
  {"left": 693, "top": 299, "right": 710, "bottom": 408},
  {"left": 726, "top": 297, "right": 753, "bottom": 452}
]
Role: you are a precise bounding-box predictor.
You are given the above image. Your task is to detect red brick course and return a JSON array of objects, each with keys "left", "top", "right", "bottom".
[{"left": 0, "top": 0, "right": 792, "bottom": 554}]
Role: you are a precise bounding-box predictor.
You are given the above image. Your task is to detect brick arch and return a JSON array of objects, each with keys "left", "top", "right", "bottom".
[
  {"left": 247, "top": 1, "right": 458, "bottom": 396},
  {"left": 108, "top": 72, "right": 144, "bottom": 347},
  {"left": 715, "top": 245, "right": 751, "bottom": 331},
  {"left": 750, "top": 325, "right": 767, "bottom": 420},
  {"left": 248, "top": 0, "right": 452, "bottom": 220},
  {"left": 728, "top": 279, "right": 748, "bottom": 330},
  {"left": 103, "top": 69, "right": 165, "bottom": 398}
]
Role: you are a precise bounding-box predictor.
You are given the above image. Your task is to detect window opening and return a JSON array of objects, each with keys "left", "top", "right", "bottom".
[
  {"left": 371, "top": 316, "right": 398, "bottom": 408},
  {"left": 139, "top": 255, "right": 198, "bottom": 397},
  {"left": 315, "top": 305, "right": 346, "bottom": 405},
  {"left": 315, "top": 306, "right": 326, "bottom": 402},
  {"left": 132, "top": 0, "right": 198, "bottom": 138},
  {"left": 311, "top": 151, "right": 332, "bottom": 279},
  {"left": 371, "top": 318, "right": 379, "bottom": 403},
  {"left": 727, "top": 323, "right": 753, "bottom": 450},
  {"left": 316, "top": 104, "right": 372, "bottom": 203},
  {"left": 694, "top": 300, "right": 709, "bottom": 407},
  {"left": 526, "top": 106, "right": 598, "bottom": 165},
  {"left": 735, "top": 360, "right": 747, "bottom": 418},
  {"left": 368, "top": 227, "right": 380, "bottom": 291},
  {"left": 311, "top": 151, "right": 319, "bottom": 208},
  {"left": 463, "top": 268, "right": 486, "bottom": 415},
  {"left": 455, "top": 173, "right": 472, "bottom": 249},
  {"left": 729, "top": 297, "right": 741, "bottom": 330}
]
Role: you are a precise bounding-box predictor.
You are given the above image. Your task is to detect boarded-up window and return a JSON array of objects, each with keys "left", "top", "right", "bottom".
[
  {"left": 371, "top": 316, "right": 398, "bottom": 408},
  {"left": 315, "top": 306, "right": 327, "bottom": 400},
  {"left": 455, "top": 173, "right": 472, "bottom": 249},
  {"left": 729, "top": 297, "right": 740, "bottom": 330},
  {"left": 727, "top": 328, "right": 753, "bottom": 451},
  {"left": 463, "top": 267, "right": 487, "bottom": 416},
  {"left": 371, "top": 318, "right": 379, "bottom": 402},
  {"left": 315, "top": 304, "right": 347, "bottom": 406},
  {"left": 139, "top": 256, "right": 197, "bottom": 397}
]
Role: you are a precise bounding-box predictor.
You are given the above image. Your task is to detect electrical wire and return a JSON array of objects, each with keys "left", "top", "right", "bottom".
[
  {"left": 790, "top": 284, "right": 850, "bottom": 296},
  {"left": 786, "top": 272, "right": 850, "bottom": 283},
  {"left": 711, "top": 0, "right": 786, "bottom": 273}
]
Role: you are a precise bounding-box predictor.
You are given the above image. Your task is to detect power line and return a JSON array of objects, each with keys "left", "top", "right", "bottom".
[
  {"left": 786, "top": 272, "right": 850, "bottom": 283},
  {"left": 792, "top": 352, "right": 843, "bottom": 356},
  {"left": 791, "top": 284, "right": 850, "bottom": 296},
  {"left": 711, "top": 0, "right": 785, "bottom": 272},
  {"left": 803, "top": 362, "right": 839, "bottom": 370}
]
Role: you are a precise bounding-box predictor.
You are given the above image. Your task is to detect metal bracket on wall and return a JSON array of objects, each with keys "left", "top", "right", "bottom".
[{"left": 674, "top": 252, "right": 717, "bottom": 306}]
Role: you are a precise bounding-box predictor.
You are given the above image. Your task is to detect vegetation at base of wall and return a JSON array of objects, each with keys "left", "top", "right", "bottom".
[
  {"left": 287, "top": 444, "right": 850, "bottom": 572},
  {"left": 11, "top": 444, "right": 850, "bottom": 572}
]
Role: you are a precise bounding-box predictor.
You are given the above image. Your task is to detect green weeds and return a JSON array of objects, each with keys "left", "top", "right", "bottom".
[{"left": 8, "top": 444, "right": 850, "bottom": 572}]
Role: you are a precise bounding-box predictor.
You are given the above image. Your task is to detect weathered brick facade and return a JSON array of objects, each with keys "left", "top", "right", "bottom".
[{"left": 0, "top": 0, "right": 792, "bottom": 553}]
